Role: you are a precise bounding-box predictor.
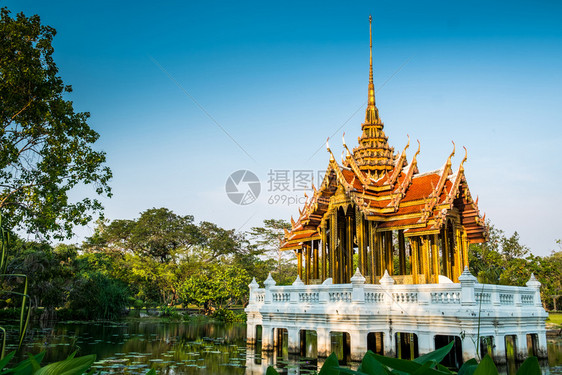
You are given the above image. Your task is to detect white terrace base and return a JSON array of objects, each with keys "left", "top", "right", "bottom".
[{"left": 245, "top": 267, "right": 548, "bottom": 364}]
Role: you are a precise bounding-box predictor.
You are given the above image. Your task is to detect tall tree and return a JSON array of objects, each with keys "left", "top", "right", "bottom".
[
  {"left": 129, "top": 208, "right": 200, "bottom": 263},
  {"left": 0, "top": 7, "right": 111, "bottom": 239},
  {"left": 248, "top": 219, "right": 296, "bottom": 285},
  {"left": 249, "top": 219, "right": 292, "bottom": 264}
]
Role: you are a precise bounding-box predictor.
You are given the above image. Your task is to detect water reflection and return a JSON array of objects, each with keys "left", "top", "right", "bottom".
[{"left": 8, "top": 321, "right": 562, "bottom": 374}]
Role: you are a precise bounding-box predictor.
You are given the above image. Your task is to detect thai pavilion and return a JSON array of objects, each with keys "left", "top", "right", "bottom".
[{"left": 245, "top": 17, "right": 547, "bottom": 368}]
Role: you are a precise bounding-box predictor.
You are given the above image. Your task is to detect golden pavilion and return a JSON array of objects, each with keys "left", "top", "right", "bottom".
[{"left": 280, "top": 16, "right": 487, "bottom": 286}]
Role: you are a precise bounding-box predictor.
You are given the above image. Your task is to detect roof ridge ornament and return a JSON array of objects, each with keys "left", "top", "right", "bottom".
[
  {"left": 326, "top": 137, "right": 335, "bottom": 162},
  {"left": 387, "top": 135, "right": 410, "bottom": 185},
  {"left": 445, "top": 141, "right": 456, "bottom": 170},
  {"left": 343, "top": 132, "right": 369, "bottom": 186},
  {"left": 389, "top": 140, "right": 420, "bottom": 210}
]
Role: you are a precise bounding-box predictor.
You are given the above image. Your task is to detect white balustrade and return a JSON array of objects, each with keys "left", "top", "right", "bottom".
[
  {"left": 247, "top": 271, "right": 544, "bottom": 315},
  {"left": 299, "top": 292, "right": 319, "bottom": 303}
]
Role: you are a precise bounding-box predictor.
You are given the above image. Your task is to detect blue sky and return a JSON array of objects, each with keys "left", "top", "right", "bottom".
[{"left": 4, "top": 0, "right": 562, "bottom": 255}]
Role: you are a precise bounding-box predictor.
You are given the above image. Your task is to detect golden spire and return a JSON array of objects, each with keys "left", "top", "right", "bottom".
[
  {"left": 365, "top": 15, "right": 380, "bottom": 124},
  {"left": 353, "top": 15, "right": 395, "bottom": 176}
]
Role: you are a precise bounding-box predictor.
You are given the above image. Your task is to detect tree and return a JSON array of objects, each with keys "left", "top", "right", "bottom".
[
  {"left": 126, "top": 208, "right": 200, "bottom": 263},
  {"left": 0, "top": 7, "right": 111, "bottom": 239},
  {"left": 68, "top": 271, "right": 129, "bottom": 320},
  {"left": 5, "top": 239, "right": 76, "bottom": 319},
  {"left": 248, "top": 219, "right": 296, "bottom": 284},
  {"left": 469, "top": 224, "right": 510, "bottom": 284},
  {"left": 178, "top": 263, "right": 250, "bottom": 313},
  {"left": 197, "top": 221, "right": 243, "bottom": 263}
]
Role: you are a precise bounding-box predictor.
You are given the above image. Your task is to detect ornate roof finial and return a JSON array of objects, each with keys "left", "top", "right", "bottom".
[
  {"left": 365, "top": 15, "right": 379, "bottom": 124},
  {"left": 369, "top": 15, "right": 374, "bottom": 89}
]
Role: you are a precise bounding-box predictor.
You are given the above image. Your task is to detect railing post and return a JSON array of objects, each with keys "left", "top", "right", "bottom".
[
  {"left": 291, "top": 275, "right": 304, "bottom": 304},
  {"left": 319, "top": 278, "right": 331, "bottom": 304},
  {"left": 264, "top": 273, "right": 276, "bottom": 304},
  {"left": 379, "top": 270, "right": 395, "bottom": 306},
  {"left": 248, "top": 277, "right": 259, "bottom": 304},
  {"left": 514, "top": 289, "right": 522, "bottom": 307},
  {"left": 525, "top": 273, "right": 542, "bottom": 307},
  {"left": 351, "top": 268, "right": 366, "bottom": 304},
  {"left": 458, "top": 266, "right": 477, "bottom": 306},
  {"left": 491, "top": 285, "right": 501, "bottom": 306},
  {"left": 418, "top": 288, "right": 430, "bottom": 305}
]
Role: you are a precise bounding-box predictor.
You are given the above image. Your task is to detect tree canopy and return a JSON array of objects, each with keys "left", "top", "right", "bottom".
[
  {"left": 2, "top": 208, "right": 561, "bottom": 318},
  {"left": 0, "top": 7, "right": 111, "bottom": 239}
]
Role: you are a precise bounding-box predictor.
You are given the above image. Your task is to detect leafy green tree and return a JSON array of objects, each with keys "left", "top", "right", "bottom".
[
  {"left": 249, "top": 219, "right": 291, "bottom": 259},
  {"left": 0, "top": 7, "right": 111, "bottom": 239},
  {"left": 178, "top": 263, "right": 250, "bottom": 313},
  {"left": 83, "top": 218, "right": 136, "bottom": 253},
  {"left": 129, "top": 208, "right": 200, "bottom": 263},
  {"left": 197, "top": 221, "right": 244, "bottom": 263},
  {"left": 119, "top": 253, "right": 183, "bottom": 306},
  {"left": 536, "top": 244, "right": 562, "bottom": 310},
  {"left": 67, "top": 271, "right": 129, "bottom": 320},
  {"left": 469, "top": 224, "right": 504, "bottom": 284},
  {"left": 5, "top": 240, "right": 76, "bottom": 318},
  {"left": 468, "top": 224, "right": 534, "bottom": 286}
]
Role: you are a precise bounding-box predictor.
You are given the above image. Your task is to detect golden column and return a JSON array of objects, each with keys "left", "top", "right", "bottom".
[
  {"left": 329, "top": 210, "right": 338, "bottom": 283},
  {"left": 431, "top": 234, "right": 440, "bottom": 283},
  {"left": 398, "top": 230, "right": 406, "bottom": 275},
  {"left": 410, "top": 238, "right": 419, "bottom": 284},
  {"left": 320, "top": 224, "right": 328, "bottom": 281}
]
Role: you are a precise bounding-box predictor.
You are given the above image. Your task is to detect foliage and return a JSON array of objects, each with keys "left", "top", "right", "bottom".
[
  {"left": 159, "top": 305, "right": 181, "bottom": 320},
  {"left": 248, "top": 219, "right": 290, "bottom": 259},
  {"left": 211, "top": 308, "right": 236, "bottom": 322},
  {"left": 6, "top": 241, "right": 76, "bottom": 311},
  {"left": 211, "top": 308, "right": 245, "bottom": 322},
  {"left": 265, "top": 343, "right": 542, "bottom": 375},
  {"left": 538, "top": 245, "right": 562, "bottom": 310},
  {"left": 248, "top": 219, "right": 297, "bottom": 285},
  {"left": 129, "top": 208, "right": 200, "bottom": 263},
  {"left": 75, "top": 213, "right": 297, "bottom": 311},
  {"left": 0, "top": 350, "right": 96, "bottom": 375},
  {"left": 85, "top": 208, "right": 201, "bottom": 263},
  {"left": 178, "top": 263, "right": 250, "bottom": 314},
  {"left": 67, "top": 271, "right": 129, "bottom": 320},
  {"left": 0, "top": 218, "right": 30, "bottom": 358},
  {"left": 469, "top": 223, "right": 562, "bottom": 309},
  {"left": 0, "top": 7, "right": 111, "bottom": 240}
]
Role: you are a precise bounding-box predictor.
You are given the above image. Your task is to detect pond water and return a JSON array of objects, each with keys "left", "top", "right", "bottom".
[{"left": 5, "top": 320, "right": 562, "bottom": 374}]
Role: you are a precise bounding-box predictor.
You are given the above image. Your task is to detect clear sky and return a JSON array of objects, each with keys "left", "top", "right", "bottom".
[{"left": 4, "top": 0, "right": 562, "bottom": 256}]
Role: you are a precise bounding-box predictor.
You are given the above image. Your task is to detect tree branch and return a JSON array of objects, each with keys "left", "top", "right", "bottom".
[{"left": 4, "top": 98, "right": 35, "bottom": 128}]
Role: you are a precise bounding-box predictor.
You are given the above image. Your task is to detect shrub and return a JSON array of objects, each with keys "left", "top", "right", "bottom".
[
  {"left": 211, "top": 308, "right": 236, "bottom": 322},
  {"left": 159, "top": 305, "right": 181, "bottom": 320},
  {"left": 67, "top": 272, "right": 129, "bottom": 320}
]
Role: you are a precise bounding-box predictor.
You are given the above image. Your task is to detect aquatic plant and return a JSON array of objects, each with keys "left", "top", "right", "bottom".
[
  {"left": 0, "top": 350, "right": 159, "bottom": 374},
  {"left": 0, "top": 215, "right": 31, "bottom": 358},
  {"left": 265, "top": 341, "right": 542, "bottom": 375}
]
